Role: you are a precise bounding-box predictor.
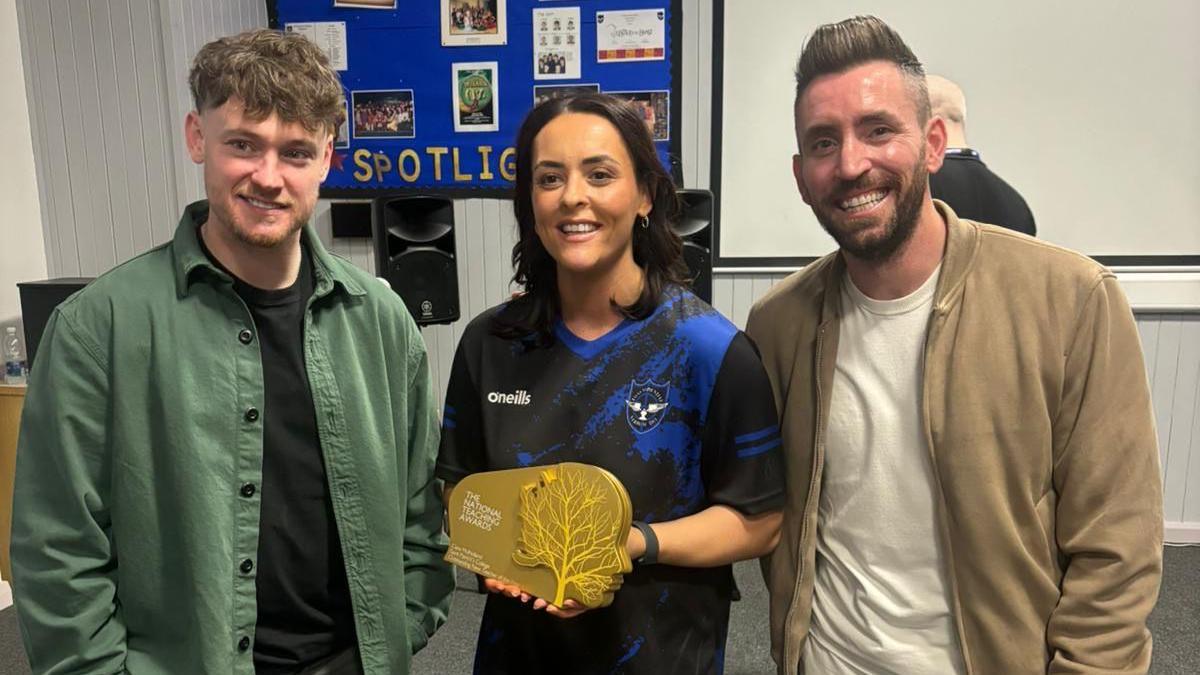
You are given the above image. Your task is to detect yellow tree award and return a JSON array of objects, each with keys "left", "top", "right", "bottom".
[{"left": 446, "top": 463, "right": 633, "bottom": 609}]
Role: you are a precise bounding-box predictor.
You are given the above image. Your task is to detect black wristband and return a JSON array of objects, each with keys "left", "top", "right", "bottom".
[{"left": 632, "top": 520, "right": 659, "bottom": 566}]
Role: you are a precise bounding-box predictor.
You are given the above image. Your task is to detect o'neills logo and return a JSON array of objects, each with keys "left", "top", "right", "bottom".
[{"left": 487, "top": 389, "right": 531, "bottom": 405}]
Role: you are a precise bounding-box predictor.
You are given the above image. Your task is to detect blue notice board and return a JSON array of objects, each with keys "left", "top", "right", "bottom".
[{"left": 267, "top": 0, "right": 682, "bottom": 198}]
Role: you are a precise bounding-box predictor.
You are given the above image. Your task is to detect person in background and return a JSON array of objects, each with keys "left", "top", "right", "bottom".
[
  {"left": 10, "top": 29, "right": 453, "bottom": 675},
  {"left": 749, "top": 15, "right": 1161, "bottom": 675},
  {"left": 437, "top": 93, "right": 784, "bottom": 674},
  {"left": 927, "top": 73, "right": 1037, "bottom": 235}
]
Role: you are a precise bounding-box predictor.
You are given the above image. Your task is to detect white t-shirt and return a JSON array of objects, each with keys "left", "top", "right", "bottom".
[{"left": 802, "top": 266, "right": 964, "bottom": 675}]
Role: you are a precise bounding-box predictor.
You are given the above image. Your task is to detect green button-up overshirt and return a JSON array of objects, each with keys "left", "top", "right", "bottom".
[{"left": 11, "top": 201, "right": 454, "bottom": 674}]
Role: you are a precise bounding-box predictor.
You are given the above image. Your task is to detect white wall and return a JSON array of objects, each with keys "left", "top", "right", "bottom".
[
  {"left": 1, "top": 0, "right": 47, "bottom": 330},
  {"left": 717, "top": 0, "right": 1200, "bottom": 262}
]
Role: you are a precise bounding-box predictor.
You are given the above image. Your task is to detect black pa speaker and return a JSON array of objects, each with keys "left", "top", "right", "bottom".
[
  {"left": 17, "top": 277, "right": 93, "bottom": 371},
  {"left": 674, "top": 189, "right": 713, "bottom": 304},
  {"left": 330, "top": 201, "right": 372, "bottom": 238},
  {"left": 372, "top": 196, "right": 460, "bottom": 326}
]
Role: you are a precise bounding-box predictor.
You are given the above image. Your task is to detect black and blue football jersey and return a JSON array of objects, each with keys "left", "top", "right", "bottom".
[{"left": 437, "top": 287, "right": 784, "bottom": 675}]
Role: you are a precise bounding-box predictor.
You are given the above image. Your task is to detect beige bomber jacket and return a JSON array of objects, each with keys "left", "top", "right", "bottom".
[{"left": 745, "top": 202, "right": 1163, "bottom": 674}]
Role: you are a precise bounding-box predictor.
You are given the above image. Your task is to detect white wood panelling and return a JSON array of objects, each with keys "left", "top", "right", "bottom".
[
  {"left": 15, "top": 0, "right": 1200, "bottom": 542},
  {"left": 1139, "top": 314, "right": 1200, "bottom": 535},
  {"left": 16, "top": 0, "right": 265, "bottom": 276}
]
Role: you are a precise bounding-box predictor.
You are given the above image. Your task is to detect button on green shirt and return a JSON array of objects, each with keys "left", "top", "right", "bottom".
[{"left": 11, "top": 202, "right": 454, "bottom": 674}]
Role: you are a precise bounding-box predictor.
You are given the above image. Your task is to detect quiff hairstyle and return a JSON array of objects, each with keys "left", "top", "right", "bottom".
[
  {"left": 793, "top": 16, "right": 930, "bottom": 132},
  {"left": 188, "top": 29, "right": 346, "bottom": 138}
]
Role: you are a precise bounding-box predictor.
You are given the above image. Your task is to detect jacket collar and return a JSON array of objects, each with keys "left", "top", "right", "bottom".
[
  {"left": 930, "top": 199, "right": 979, "bottom": 314},
  {"left": 171, "top": 200, "right": 367, "bottom": 300},
  {"left": 818, "top": 199, "right": 979, "bottom": 323},
  {"left": 943, "top": 147, "right": 982, "bottom": 161}
]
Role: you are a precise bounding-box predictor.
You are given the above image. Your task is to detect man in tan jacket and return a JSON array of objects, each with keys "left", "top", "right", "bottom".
[{"left": 746, "top": 15, "right": 1163, "bottom": 675}]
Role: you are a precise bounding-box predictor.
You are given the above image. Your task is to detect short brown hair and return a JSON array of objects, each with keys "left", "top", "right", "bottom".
[
  {"left": 188, "top": 29, "right": 346, "bottom": 138},
  {"left": 794, "top": 16, "right": 929, "bottom": 125}
]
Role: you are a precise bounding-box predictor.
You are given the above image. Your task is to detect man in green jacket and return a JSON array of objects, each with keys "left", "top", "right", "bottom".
[
  {"left": 10, "top": 29, "right": 453, "bottom": 674},
  {"left": 748, "top": 15, "right": 1162, "bottom": 675}
]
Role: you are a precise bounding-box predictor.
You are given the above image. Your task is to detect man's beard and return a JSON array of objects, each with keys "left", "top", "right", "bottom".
[
  {"left": 210, "top": 194, "right": 310, "bottom": 249},
  {"left": 814, "top": 154, "right": 927, "bottom": 263}
]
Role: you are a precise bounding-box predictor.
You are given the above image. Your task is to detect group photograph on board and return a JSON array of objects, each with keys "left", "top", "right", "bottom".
[
  {"left": 352, "top": 89, "right": 416, "bottom": 139},
  {"left": 442, "top": 0, "right": 507, "bottom": 46}
]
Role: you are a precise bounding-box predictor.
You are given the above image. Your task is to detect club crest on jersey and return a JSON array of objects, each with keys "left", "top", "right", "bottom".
[{"left": 626, "top": 379, "right": 670, "bottom": 433}]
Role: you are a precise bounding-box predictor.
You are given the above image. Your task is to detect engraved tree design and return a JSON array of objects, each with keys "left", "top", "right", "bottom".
[{"left": 512, "top": 466, "right": 629, "bottom": 607}]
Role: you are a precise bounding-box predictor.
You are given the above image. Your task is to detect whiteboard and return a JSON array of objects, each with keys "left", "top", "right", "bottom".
[{"left": 714, "top": 0, "right": 1200, "bottom": 266}]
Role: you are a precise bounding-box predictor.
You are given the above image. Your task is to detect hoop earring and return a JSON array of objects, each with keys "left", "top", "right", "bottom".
[{"left": 638, "top": 214, "right": 650, "bottom": 230}]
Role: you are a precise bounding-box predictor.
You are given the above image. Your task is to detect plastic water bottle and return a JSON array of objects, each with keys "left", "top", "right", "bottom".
[{"left": 4, "top": 326, "right": 26, "bottom": 385}]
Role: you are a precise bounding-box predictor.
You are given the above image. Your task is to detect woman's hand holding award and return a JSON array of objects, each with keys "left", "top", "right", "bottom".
[{"left": 445, "top": 463, "right": 633, "bottom": 609}]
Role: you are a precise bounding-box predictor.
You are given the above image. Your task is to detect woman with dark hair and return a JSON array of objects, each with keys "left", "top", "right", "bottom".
[{"left": 436, "top": 93, "right": 784, "bottom": 674}]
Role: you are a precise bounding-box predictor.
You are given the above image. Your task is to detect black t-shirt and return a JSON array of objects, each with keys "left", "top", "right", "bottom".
[
  {"left": 437, "top": 288, "right": 785, "bottom": 675},
  {"left": 197, "top": 234, "right": 356, "bottom": 671},
  {"left": 930, "top": 149, "right": 1037, "bottom": 236}
]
